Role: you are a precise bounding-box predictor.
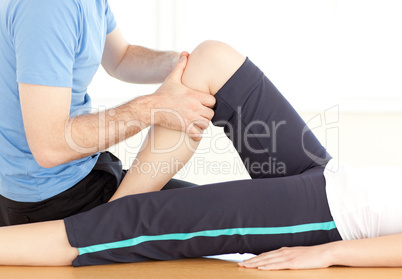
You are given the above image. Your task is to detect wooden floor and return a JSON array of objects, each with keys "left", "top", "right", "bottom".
[{"left": 2, "top": 258, "right": 402, "bottom": 279}]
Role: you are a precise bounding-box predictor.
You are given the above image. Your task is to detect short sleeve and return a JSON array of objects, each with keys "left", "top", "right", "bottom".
[
  {"left": 12, "top": 0, "right": 81, "bottom": 88},
  {"left": 105, "top": 0, "right": 117, "bottom": 34}
]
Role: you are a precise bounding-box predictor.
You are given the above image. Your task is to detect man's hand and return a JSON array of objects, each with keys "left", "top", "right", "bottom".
[{"left": 151, "top": 52, "right": 216, "bottom": 141}]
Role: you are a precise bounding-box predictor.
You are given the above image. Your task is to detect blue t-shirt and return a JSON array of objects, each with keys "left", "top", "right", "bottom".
[{"left": 0, "top": 0, "right": 117, "bottom": 202}]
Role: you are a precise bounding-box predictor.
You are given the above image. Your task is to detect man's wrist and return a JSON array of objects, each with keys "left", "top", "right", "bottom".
[
  {"left": 169, "top": 51, "right": 181, "bottom": 72},
  {"left": 130, "top": 94, "right": 159, "bottom": 127},
  {"left": 159, "top": 51, "right": 180, "bottom": 80}
]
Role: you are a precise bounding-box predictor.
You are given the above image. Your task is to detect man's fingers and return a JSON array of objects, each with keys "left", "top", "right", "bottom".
[
  {"left": 195, "top": 92, "right": 216, "bottom": 108},
  {"left": 186, "top": 122, "right": 204, "bottom": 141},
  {"left": 202, "top": 108, "right": 215, "bottom": 121},
  {"left": 195, "top": 118, "right": 210, "bottom": 130},
  {"left": 168, "top": 54, "right": 188, "bottom": 82},
  {"left": 188, "top": 126, "right": 202, "bottom": 141},
  {"left": 180, "top": 51, "right": 190, "bottom": 59}
]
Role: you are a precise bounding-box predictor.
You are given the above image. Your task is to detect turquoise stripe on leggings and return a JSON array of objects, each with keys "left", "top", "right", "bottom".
[{"left": 78, "top": 221, "right": 336, "bottom": 255}]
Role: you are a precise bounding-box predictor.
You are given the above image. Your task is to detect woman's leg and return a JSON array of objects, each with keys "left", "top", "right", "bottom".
[
  {"left": 112, "top": 39, "right": 330, "bottom": 202},
  {"left": 0, "top": 41, "right": 335, "bottom": 266},
  {"left": 108, "top": 43, "right": 247, "bottom": 200},
  {"left": 63, "top": 42, "right": 339, "bottom": 266},
  {"left": 0, "top": 168, "right": 339, "bottom": 267},
  {"left": 113, "top": 40, "right": 328, "bottom": 201},
  {"left": 0, "top": 220, "right": 77, "bottom": 266},
  {"left": 183, "top": 41, "right": 330, "bottom": 178},
  {"left": 64, "top": 166, "right": 340, "bottom": 266},
  {"left": 109, "top": 125, "right": 200, "bottom": 201}
]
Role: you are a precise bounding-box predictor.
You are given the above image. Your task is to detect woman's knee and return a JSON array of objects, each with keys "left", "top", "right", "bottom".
[{"left": 182, "top": 40, "right": 246, "bottom": 94}]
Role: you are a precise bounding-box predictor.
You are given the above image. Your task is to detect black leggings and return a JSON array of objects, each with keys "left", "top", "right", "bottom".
[
  {"left": 64, "top": 58, "right": 342, "bottom": 267},
  {"left": 0, "top": 151, "right": 196, "bottom": 226}
]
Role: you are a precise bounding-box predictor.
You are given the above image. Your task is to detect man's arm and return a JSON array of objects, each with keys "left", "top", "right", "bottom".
[
  {"left": 19, "top": 83, "right": 151, "bottom": 168},
  {"left": 239, "top": 234, "right": 402, "bottom": 270},
  {"left": 20, "top": 55, "right": 215, "bottom": 169},
  {"left": 101, "top": 26, "right": 179, "bottom": 84}
]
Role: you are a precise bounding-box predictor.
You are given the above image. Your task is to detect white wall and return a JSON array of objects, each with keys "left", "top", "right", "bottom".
[
  {"left": 99, "top": 0, "right": 402, "bottom": 107},
  {"left": 90, "top": 0, "right": 402, "bottom": 184}
]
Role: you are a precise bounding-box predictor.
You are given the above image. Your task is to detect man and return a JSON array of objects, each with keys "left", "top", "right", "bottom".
[{"left": 0, "top": 0, "right": 215, "bottom": 225}]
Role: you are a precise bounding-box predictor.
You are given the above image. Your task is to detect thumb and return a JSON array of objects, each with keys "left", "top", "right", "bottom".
[{"left": 168, "top": 54, "right": 188, "bottom": 82}]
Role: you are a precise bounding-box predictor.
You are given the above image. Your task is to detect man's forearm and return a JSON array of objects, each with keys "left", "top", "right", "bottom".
[
  {"left": 114, "top": 45, "right": 179, "bottom": 84},
  {"left": 61, "top": 46, "right": 180, "bottom": 162},
  {"left": 49, "top": 95, "right": 153, "bottom": 167}
]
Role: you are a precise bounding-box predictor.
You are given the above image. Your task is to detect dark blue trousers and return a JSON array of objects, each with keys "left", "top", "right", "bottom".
[{"left": 64, "top": 58, "right": 342, "bottom": 267}]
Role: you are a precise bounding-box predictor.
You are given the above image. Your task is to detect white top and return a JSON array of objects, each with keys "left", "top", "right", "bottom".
[{"left": 324, "top": 159, "right": 402, "bottom": 240}]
